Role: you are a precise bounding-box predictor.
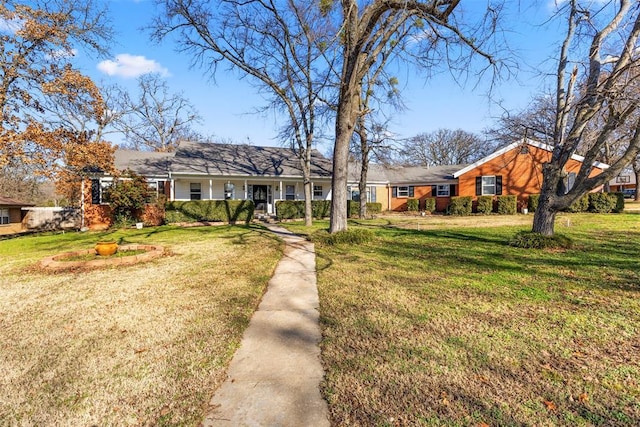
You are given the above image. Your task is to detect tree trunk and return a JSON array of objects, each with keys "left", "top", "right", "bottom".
[
  {"left": 634, "top": 163, "right": 640, "bottom": 202},
  {"left": 359, "top": 159, "right": 368, "bottom": 219},
  {"left": 330, "top": 117, "right": 351, "bottom": 233},
  {"left": 531, "top": 194, "right": 557, "bottom": 236},
  {"left": 304, "top": 180, "right": 312, "bottom": 227},
  {"left": 532, "top": 163, "right": 562, "bottom": 236}
]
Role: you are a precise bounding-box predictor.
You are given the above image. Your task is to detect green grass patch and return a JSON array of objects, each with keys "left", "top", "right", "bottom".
[{"left": 281, "top": 213, "right": 640, "bottom": 426}]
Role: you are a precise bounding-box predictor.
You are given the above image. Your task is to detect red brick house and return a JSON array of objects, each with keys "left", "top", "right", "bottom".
[{"left": 387, "top": 139, "right": 609, "bottom": 212}]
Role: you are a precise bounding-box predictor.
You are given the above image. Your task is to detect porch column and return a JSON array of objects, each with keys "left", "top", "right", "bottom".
[
  {"left": 209, "top": 179, "right": 213, "bottom": 200},
  {"left": 279, "top": 181, "right": 283, "bottom": 200},
  {"left": 244, "top": 179, "right": 248, "bottom": 199},
  {"left": 170, "top": 179, "right": 175, "bottom": 201}
]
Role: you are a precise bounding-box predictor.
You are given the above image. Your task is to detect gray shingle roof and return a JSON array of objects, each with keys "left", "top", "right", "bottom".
[
  {"left": 383, "top": 164, "right": 464, "bottom": 185},
  {"left": 114, "top": 150, "right": 173, "bottom": 177},
  {"left": 169, "top": 140, "right": 333, "bottom": 178}
]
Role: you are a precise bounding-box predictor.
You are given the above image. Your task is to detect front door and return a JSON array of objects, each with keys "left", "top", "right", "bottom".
[{"left": 253, "top": 185, "right": 268, "bottom": 213}]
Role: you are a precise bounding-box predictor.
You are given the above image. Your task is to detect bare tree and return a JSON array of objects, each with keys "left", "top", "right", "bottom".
[
  {"left": 328, "top": 0, "right": 503, "bottom": 233},
  {"left": 152, "top": 0, "right": 334, "bottom": 226},
  {"left": 486, "top": 94, "right": 557, "bottom": 146},
  {"left": 398, "top": 128, "right": 494, "bottom": 167},
  {"left": 112, "top": 73, "right": 202, "bottom": 152},
  {"left": 533, "top": 0, "right": 640, "bottom": 236}
]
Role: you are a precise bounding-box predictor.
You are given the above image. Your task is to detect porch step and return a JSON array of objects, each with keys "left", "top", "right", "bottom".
[{"left": 255, "top": 213, "right": 278, "bottom": 224}]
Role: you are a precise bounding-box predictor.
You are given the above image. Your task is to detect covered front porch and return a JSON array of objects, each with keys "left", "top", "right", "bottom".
[{"left": 168, "top": 177, "right": 332, "bottom": 215}]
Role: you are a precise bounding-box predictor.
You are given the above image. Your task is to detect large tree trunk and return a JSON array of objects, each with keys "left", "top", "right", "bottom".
[
  {"left": 330, "top": 105, "right": 353, "bottom": 233},
  {"left": 532, "top": 194, "right": 557, "bottom": 236},
  {"left": 532, "top": 163, "right": 562, "bottom": 236}
]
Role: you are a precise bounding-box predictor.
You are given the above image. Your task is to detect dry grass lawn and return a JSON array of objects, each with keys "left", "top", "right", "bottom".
[
  {"left": 284, "top": 213, "right": 640, "bottom": 426},
  {"left": 0, "top": 225, "right": 282, "bottom": 426}
]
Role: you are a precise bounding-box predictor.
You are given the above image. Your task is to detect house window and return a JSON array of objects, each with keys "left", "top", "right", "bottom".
[
  {"left": 313, "top": 185, "right": 323, "bottom": 198},
  {"left": 475, "top": 176, "right": 503, "bottom": 196},
  {"left": 616, "top": 175, "right": 630, "bottom": 183},
  {"left": 482, "top": 176, "right": 496, "bottom": 195},
  {"left": 0, "top": 209, "right": 9, "bottom": 225},
  {"left": 190, "top": 182, "right": 201, "bottom": 200},
  {"left": 285, "top": 185, "right": 296, "bottom": 200},
  {"left": 436, "top": 185, "right": 450, "bottom": 197}
]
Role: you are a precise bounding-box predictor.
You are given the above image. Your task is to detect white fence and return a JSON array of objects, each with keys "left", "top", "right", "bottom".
[{"left": 23, "top": 207, "right": 81, "bottom": 230}]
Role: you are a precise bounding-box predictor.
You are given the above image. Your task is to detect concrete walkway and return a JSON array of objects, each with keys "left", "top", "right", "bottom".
[{"left": 202, "top": 224, "right": 330, "bottom": 427}]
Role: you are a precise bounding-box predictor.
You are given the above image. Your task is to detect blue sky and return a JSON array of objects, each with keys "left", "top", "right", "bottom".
[{"left": 73, "top": 0, "right": 569, "bottom": 150}]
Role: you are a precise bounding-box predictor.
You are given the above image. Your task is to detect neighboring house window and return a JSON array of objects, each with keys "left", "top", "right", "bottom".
[
  {"left": 436, "top": 185, "right": 450, "bottom": 197},
  {"left": 313, "top": 185, "right": 323, "bottom": 198},
  {"left": 285, "top": 185, "right": 296, "bottom": 200},
  {"left": 616, "top": 175, "right": 630, "bottom": 183},
  {"left": 190, "top": 182, "right": 201, "bottom": 200},
  {"left": 393, "top": 186, "right": 414, "bottom": 198},
  {"left": 475, "top": 176, "right": 503, "bottom": 196},
  {"left": 0, "top": 209, "right": 9, "bottom": 225}
]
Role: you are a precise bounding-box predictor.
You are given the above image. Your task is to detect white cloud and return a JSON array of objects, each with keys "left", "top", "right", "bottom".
[
  {"left": 97, "top": 54, "right": 170, "bottom": 78},
  {"left": 0, "top": 17, "right": 23, "bottom": 34}
]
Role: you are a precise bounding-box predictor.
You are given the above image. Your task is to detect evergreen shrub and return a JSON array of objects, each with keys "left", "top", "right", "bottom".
[
  {"left": 497, "top": 195, "right": 517, "bottom": 215},
  {"left": 528, "top": 194, "right": 540, "bottom": 212},
  {"left": 588, "top": 193, "right": 617, "bottom": 213},
  {"left": 423, "top": 198, "right": 436, "bottom": 213},
  {"left": 165, "top": 200, "right": 255, "bottom": 223},
  {"left": 448, "top": 197, "right": 472, "bottom": 216},
  {"left": 476, "top": 196, "right": 493, "bottom": 215}
]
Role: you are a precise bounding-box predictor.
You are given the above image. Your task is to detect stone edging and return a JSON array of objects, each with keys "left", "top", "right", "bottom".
[{"left": 40, "top": 244, "right": 165, "bottom": 271}]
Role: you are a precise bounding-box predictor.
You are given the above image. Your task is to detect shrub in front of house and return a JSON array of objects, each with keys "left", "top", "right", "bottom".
[
  {"left": 497, "top": 195, "right": 517, "bottom": 215},
  {"left": 588, "top": 193, "right": 618, "bottom": 213},
  {"left": 275, "top": 200, "right": 382, "bottom": 219},
  {"left": 406, "top": 198, "right": 419, "bottom": 212},
  {"left": 528, "top": 194, "right": 540, "bottom": 212},
  {"left": 165, "top": 200, "right": 255, "bottom": 223},
  {"left": 448, "top": 196, "right": 472, "bottom": 216},
  {"left": 476, "top": 196, "right": 493, "bottom": 215},
  {"left": 348, "top": 201, "right": 381, "bottom": 217},
  {"left": 566, "top": 195, "right": 589, "bottom": 213},
  {"left": 423, "top": 198, "right": 436, "bottom": 213},
  {"left": 612, "top": 192, "right": 625, "bottom": 213}
]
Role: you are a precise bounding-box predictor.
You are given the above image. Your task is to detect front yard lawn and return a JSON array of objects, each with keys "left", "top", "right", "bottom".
[
  {"left": 284, "top": 213, "right": 640, "bottom": 426},
  {"left": 0, "top": 225, "right": 282, "bottom": 426}
]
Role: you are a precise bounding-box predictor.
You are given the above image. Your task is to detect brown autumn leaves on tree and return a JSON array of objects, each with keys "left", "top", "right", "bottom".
[{"left": 0, "top": 0, "right": 114, "bottom": 205}]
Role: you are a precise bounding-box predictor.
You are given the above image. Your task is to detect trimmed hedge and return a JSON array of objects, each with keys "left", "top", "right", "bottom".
[
  {"left": 423, "top": 198, "right": 436, "bottom": 213},
  {"left": 528, "top": 194, "right": 540, "bottom": 212},
  {"left": 275, "top": 200, "right": 382, "bottom": 220},
  {"left": 448, "top": 196, "right": 473, "bottom": 216},
  {"left": 165, "top": 200, "right": 255, "bottom": 223},
  {"left": 612, "top": 192, "right": 625, "bottom": 213},
  {"left": 407, "top": 198, "right": 419, "bottom": 212},
  {"left": 476, "top": 196, "right": 493, "bottom": 215},
  {"left": 497, "top": 195, "right": 517, "bottom": 215},
  {"left": 566, "top": 195, "right": 589, "bottom": 213},
  {"left": 588, "top": 193, "right": 617, "bottom": 213}
]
